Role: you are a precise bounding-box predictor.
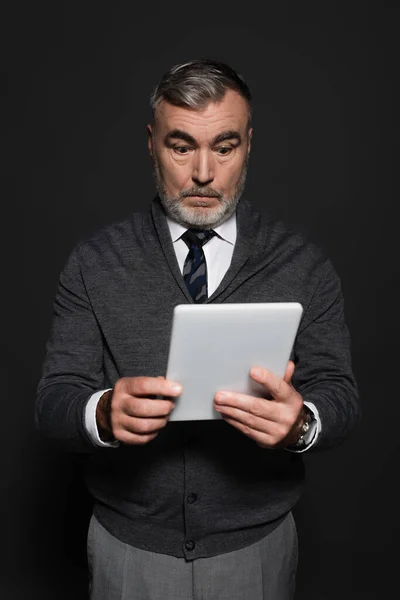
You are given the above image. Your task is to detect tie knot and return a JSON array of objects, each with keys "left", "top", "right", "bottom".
[{"left": 181, "top": 228, "right": 216, "bottom": 249}]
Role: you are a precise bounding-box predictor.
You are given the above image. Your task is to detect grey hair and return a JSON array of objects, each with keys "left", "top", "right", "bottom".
[{"left": 150, "top": 58, "right": 252, "bottom": 126}]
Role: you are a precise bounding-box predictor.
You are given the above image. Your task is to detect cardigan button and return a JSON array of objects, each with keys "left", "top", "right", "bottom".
[
  {"left": 185, "top": 540, "right": 195, "bottom": 551},
  {"left": 187, "top": 493, "right": 198, "bottom": 504}
]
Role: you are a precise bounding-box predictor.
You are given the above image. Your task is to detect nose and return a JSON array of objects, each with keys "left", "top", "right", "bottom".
[{"left": 192, "top": 149, "right": 214, "bottom": 186}]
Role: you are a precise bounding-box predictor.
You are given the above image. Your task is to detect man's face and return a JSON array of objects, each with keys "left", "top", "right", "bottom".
[{"left": 147, "top": 89, "right": 252, "bottom": 229}]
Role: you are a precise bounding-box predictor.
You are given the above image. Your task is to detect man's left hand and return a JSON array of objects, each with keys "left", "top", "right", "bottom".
[{"left": 214, "top": 361, "right": 306, "bottom": 448}]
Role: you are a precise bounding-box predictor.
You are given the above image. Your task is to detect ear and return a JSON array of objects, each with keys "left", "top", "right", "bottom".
[
  {"left": 247, "top": 127, "right": 253, "bottom": 154},
  {"left": 147, "top": 124, "right": 153, "bottom": 155}
]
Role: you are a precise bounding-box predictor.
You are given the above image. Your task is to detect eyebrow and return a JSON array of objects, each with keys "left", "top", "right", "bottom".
[{"left": 164, "top": 129, "right": 242, "bottom": 146}]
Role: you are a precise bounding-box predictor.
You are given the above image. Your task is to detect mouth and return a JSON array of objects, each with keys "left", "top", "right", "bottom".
[{"left": 184, "top": 195, "right": 219, "bottom": 206}]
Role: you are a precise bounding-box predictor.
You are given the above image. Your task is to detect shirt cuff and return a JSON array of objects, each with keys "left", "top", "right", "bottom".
[
  {"left": 84, "top": 389, "right": 120, "bottom": 448},
  {"left": 285, "top": 401, "right": 321, "bottom": 453}
]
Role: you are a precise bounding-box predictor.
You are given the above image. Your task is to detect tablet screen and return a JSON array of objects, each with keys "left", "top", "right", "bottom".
[{"left": 166, "top": 303, "right": 303, "bottom": 421}]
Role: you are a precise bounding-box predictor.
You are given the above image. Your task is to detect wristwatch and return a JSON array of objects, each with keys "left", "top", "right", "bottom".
[{"left": 290, "top": 405, "right": 317, "bottom": 449}]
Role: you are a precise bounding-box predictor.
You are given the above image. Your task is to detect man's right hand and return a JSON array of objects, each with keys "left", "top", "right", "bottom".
[{"left": 96, "top": 377, "right": 183, "bottom": 445}]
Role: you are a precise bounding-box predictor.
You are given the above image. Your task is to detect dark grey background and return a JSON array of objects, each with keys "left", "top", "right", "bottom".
[{"left": 2, "top": 1, "right": 397, "bottom": 598}]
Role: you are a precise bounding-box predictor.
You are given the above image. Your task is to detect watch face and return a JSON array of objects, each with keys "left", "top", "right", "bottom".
[
  {"left": 294, "top": 438, "right": 306, "bottom": 448},
  {"left": 294, "top": 409, "right": 317, "bottom": 448},
  {"left": 287, "top": 406, "right": 318, "bottom": 450},
  {"left": 302, "top": 418, "right": 318, "bottom": 446}
]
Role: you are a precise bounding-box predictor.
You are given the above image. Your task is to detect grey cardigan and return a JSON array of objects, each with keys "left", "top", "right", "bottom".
[{"left": 36, "top": 196, "right": 359, "bottom": 560}]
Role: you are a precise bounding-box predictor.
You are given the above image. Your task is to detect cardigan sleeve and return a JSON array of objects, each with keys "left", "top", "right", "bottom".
[
  {"left": 291, "top": 257, "right": 361, "bottom": 451},
  {"left": 35, "top": 243, "right": 105, "bottom": 453}
]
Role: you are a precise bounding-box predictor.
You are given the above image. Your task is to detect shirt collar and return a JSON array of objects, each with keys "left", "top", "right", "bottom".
[{"left": 167, "top": 210, "right": 237, "bottom": 245}]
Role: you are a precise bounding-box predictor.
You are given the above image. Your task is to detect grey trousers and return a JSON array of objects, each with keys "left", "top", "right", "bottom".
[{"left": 87, "top": 512, "right": 298, "bottom": 600}]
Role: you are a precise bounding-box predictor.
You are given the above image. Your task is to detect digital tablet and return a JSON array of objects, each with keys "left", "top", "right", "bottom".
[{"left": 166, "top": 302, "right": 303, "bottom": 421}]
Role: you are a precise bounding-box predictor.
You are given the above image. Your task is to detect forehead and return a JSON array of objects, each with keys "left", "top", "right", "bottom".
[{"left": 154, "top": 89, "right": 249, "bottom": 138}]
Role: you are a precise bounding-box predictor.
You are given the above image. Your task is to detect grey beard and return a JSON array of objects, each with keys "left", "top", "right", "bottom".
[{"left": 151, "top": 154, "right": 248, "bottom": 229}]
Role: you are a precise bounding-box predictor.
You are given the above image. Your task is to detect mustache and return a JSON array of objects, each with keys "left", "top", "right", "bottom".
[{"left": 179, "top": 188, "right": 222, "bottom": 199}]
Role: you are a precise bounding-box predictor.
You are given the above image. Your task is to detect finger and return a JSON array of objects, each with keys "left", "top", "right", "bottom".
[
  {"left": 284, "top": 361, "right": 295, "bottom": 385},
  {"left": 115, "top": 429, "right": 160, "bottom": 446},
  {"left": 215, "top": 403, "right": 284, "bottom": 435},
  {"left": 123, "top": 397, "right": 175, "bottom": 418},
  {"left": 220, "top": 415, "right": 279, "bottom": 448},
  {"left": 118, "top": 414, "right": 169, "bottom": 435},
  {"left": 122, "top": 376, "right": 182, "bottom": 398},
  {"left": 214, "top": 391, "right": 276, "bottom": 421},
  {"left": 249, "top": 367, "right": 291, "bottom": 401}
]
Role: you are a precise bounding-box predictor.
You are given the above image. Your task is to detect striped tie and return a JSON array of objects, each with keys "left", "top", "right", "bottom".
[{"left": 181, "top": 229, "right": 216, "bottom": 303}]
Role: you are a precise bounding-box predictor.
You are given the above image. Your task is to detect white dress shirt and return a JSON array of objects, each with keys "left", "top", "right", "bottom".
[{"left": 84, "top": 212, "right": 321, "bottom": 450}]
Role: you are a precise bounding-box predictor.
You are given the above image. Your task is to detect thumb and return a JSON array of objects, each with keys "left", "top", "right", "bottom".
[{"left": 284, "top": 360, "right": 295, "bottom": 385}]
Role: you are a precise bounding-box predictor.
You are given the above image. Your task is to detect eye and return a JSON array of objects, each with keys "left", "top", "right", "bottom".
[
  {"left": 173, "top": 146, "right": 192, "bottom": 155},
  {"left": 215, "top": 146, "right": 232, "bottom": 156}
]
